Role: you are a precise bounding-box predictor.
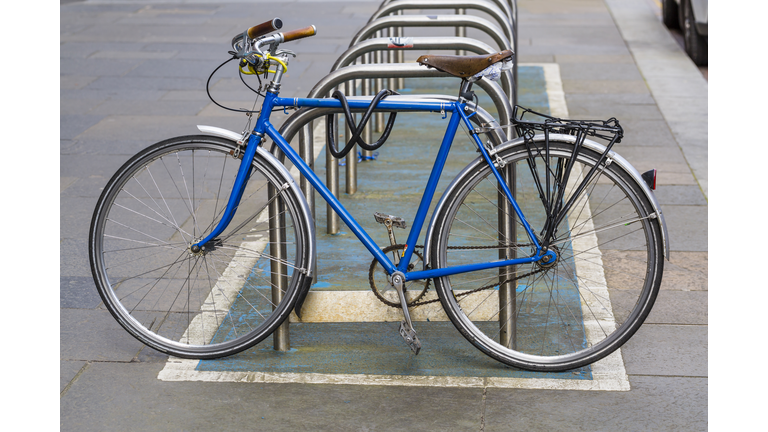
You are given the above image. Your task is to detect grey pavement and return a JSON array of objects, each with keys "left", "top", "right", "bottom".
[{"left": 60, "top": 0, "right": 708, "bottom": 430}]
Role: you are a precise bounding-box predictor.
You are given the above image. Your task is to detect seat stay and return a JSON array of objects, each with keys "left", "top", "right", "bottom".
[{"left": 457, "top": 107, "right": 542, "bottom": 254}]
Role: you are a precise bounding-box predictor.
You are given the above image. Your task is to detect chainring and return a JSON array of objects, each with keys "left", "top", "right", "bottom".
[{"left": 368, "top": 244, "right": 430, "bottom": 308}]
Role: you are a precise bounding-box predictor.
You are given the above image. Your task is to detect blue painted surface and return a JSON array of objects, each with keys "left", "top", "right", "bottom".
[
  {"left": 199, "top": 322, "right": 590, "bottom": 380},
  {"left": 197, "top": 67, "right": 593, "bottom": 380}
]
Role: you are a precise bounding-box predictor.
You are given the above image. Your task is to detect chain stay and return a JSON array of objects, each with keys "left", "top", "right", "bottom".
[{"left": 368, "top": 243, "right": 539, "bottom": 308}]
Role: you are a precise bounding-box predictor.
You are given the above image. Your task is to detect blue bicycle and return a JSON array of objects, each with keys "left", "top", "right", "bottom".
[{"left": 89, "top": 20, "right": 668, "bottom": 372}]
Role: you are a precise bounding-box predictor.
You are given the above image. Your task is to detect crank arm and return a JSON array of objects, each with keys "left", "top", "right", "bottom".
[{"left": 392, "top": 272, "right": 421, "bottom": 355}]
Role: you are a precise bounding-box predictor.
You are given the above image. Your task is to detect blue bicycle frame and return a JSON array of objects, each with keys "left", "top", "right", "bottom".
[{"left": 194, "top": 89, "right": 555, "bottom": 282}]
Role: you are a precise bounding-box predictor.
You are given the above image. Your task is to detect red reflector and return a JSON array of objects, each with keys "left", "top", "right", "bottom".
[{"left": 641, "top": 169, "right": 656, "bottom": 190}]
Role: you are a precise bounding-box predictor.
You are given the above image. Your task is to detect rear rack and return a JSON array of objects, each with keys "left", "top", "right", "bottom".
[
  {"left": 510, "top": 105, "right": 625, "bottom": 247},
  {"left": 512, "top": 105, "right": 623, "bottom": 144}
]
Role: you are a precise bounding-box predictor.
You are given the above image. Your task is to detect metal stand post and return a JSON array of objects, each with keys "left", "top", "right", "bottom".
[
  {"left": 326, "top": 113, "right": 340, "bottom": 234},
  {"left": 361, "top": 53, "right": 374, "bottom": 161},
  {"left": 344, "top": 80, "right": 358, "bottom": 195},
  {"left": 455, "top": 8, "right": 466, "bottom": 55},
  {"left": 498, "top": 164, "right": 517, "bottom": 349},
  {"left": 269, "top": 184, "right": 290, "bottom": 351}
]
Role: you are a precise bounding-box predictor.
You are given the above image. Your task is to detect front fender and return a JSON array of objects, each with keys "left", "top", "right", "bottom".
[{"left": 423, "top": 134, "right": 670, "bottom": 268}]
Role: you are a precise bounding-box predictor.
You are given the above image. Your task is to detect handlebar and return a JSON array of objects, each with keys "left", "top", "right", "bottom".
[
  {"left": 278, "top": 25, "right": 317, "bottom": 42},
  {"left": 233, "top": 22, "right": 317, "bottom": 73},
  {"left": 246, "top": 18, "right": 283, "bottom": 39}
]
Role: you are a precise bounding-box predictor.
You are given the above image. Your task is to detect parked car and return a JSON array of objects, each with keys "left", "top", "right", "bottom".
[{"left": 662, "top": 0, "right": 707, "bottom": 66}]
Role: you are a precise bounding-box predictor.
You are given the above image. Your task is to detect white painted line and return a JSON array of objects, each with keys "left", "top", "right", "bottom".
[
  {"left": 565, "top": 163, "right": 629, "bottom": 391},
  {"left": 180, "top": 215, "right": 269, "bottom": 346},
  {"left": 159, "top": 68, "right": 630, "bottom": 391},
  {"left": 158, "top": 359, "right": 628, "bottom": 391}
]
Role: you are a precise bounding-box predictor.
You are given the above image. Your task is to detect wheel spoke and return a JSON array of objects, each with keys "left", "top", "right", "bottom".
[
  {"left": 90, "top": 140, "right": 308, "bottom": 358},
  {"left": 432, "top": 141, "right": 662, "bottom": 371}
]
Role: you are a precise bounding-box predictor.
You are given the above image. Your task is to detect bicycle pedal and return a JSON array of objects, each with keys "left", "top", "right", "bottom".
[
  {"left": 373, "top": 212, "right": 407, "bottom": 229},
  {"left": 399, "top": 321, "right": 421, "bottom": 355}
]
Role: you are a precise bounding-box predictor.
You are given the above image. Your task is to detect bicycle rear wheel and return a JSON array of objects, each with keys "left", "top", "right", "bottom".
[
  {"left": 429, "top": 138, "right": 664, "bottom": 371},
  {"left": 89, "top": 135, "right": 312, "bottom": 359}
]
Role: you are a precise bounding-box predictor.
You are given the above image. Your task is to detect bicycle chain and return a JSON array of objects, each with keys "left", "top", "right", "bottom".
[
  {"left": 368, "top": 243, "right": 543, "bottom": 308},
  {"left": 409, "top": 266, "right": 545, "bottom": 308}
]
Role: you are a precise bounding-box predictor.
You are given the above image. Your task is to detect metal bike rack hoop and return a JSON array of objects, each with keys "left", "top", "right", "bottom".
[
  {"left": 347, "top": 15, "right": 515, "bottom": 108},
  {"left": 369, "top": 0, "right": 515, "bottom": 46},
  {"left": 378, "top": 0, "right": 515, "bottom": 22},
  {"left": 288, "top": 63, "right": 512, "bottom": 235},
  {"left": 331, "top": 37, "right": 514, "bottom": 103},
  {"left": 349, "top": 15, "right": 512, "bottom": 54}
]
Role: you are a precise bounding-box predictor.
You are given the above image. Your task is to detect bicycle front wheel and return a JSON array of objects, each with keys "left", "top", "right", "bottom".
[
  {"left": 429, "top": 139, "right": 664, "bottom": 371},
  {"left": 89, "top": 135, "right": 312, "bottom": 359}
]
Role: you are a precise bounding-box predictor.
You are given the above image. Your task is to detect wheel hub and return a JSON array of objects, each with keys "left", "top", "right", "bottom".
[
  {"left": 189, "top": 238, "right": 223, "bottom": 257},
  {"left": 536, "top": 245, "right": 560, "bottom": 269},
  {"left": 189, "top": 243, "right": 206, "bottom": 257}
]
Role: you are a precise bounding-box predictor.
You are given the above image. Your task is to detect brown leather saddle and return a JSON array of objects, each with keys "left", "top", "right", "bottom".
[{"left": 416, "top": 50, "right": 514, "bottom": 79}]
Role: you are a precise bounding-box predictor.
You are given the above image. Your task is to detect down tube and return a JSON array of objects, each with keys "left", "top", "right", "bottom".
[{"left": 264, "top": 123, "right": 397, "bottom": 274}]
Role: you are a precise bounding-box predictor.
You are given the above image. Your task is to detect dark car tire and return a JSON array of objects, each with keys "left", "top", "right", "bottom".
[
  {"left": 683, "top": 0, "right": 708, "bottom": 66},
  {"left": 662, "top": 0, "right": 680, "bottom": 29}
]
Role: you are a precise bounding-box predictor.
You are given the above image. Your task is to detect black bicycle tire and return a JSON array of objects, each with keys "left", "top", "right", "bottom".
[{"left": 429, "top": 140, "right": 664, "bottom": 371}]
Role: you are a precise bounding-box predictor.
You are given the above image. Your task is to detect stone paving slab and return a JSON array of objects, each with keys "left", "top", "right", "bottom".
[
  {"left": 621, "top": 325, "right": 708, "bottom": 377},
  {"left": 60, "top": 238, "right": 92, "bottom": 278},
  {"left": 60, "top": 361, "right": 87, "bottom": 394},
  {"left": 62, "top": 361, "right": 485, "bottom": 432},
  {"left": 483, "top": 375, "right": 707, "bottom": 431},
  {"left": 60, "top": 276, "right": 102, "bottom": 309},
  {"left": 644, "top": 290, "right": 708, "bottom": 325},
  {"left": 61, "top": 308, "right": 146, "bottom": 362}
]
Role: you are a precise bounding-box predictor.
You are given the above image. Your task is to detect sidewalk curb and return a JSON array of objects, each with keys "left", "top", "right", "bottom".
[{"left": 606, "top": 0, "right": 708, "bottom": 199}]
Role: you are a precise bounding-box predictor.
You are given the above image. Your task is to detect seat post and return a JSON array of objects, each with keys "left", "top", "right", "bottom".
[{"left": 459, "top": 79, "right": 475, "bottom": 102}]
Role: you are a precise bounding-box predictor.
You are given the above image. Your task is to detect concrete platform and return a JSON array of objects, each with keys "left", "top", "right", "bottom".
[{"left": 153, "top": 67, "right": 630, "bottom": 392}]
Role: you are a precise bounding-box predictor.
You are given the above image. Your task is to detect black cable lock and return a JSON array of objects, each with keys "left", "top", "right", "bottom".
[{"left": 325, "top": 89, "right": 399, "bottom": 159}]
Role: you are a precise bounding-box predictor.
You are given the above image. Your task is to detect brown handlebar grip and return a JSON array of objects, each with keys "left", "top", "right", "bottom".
[
  {"left": 247, "top": 18, "right": 283, "bottom": 39},
  {"left": 280, "top": 25, "right": 317, "bottom": 42}
]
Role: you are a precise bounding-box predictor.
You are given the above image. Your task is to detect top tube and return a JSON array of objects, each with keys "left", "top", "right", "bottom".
[{"left": 271, "top": 95, "right": 458, "bottom": 116}]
